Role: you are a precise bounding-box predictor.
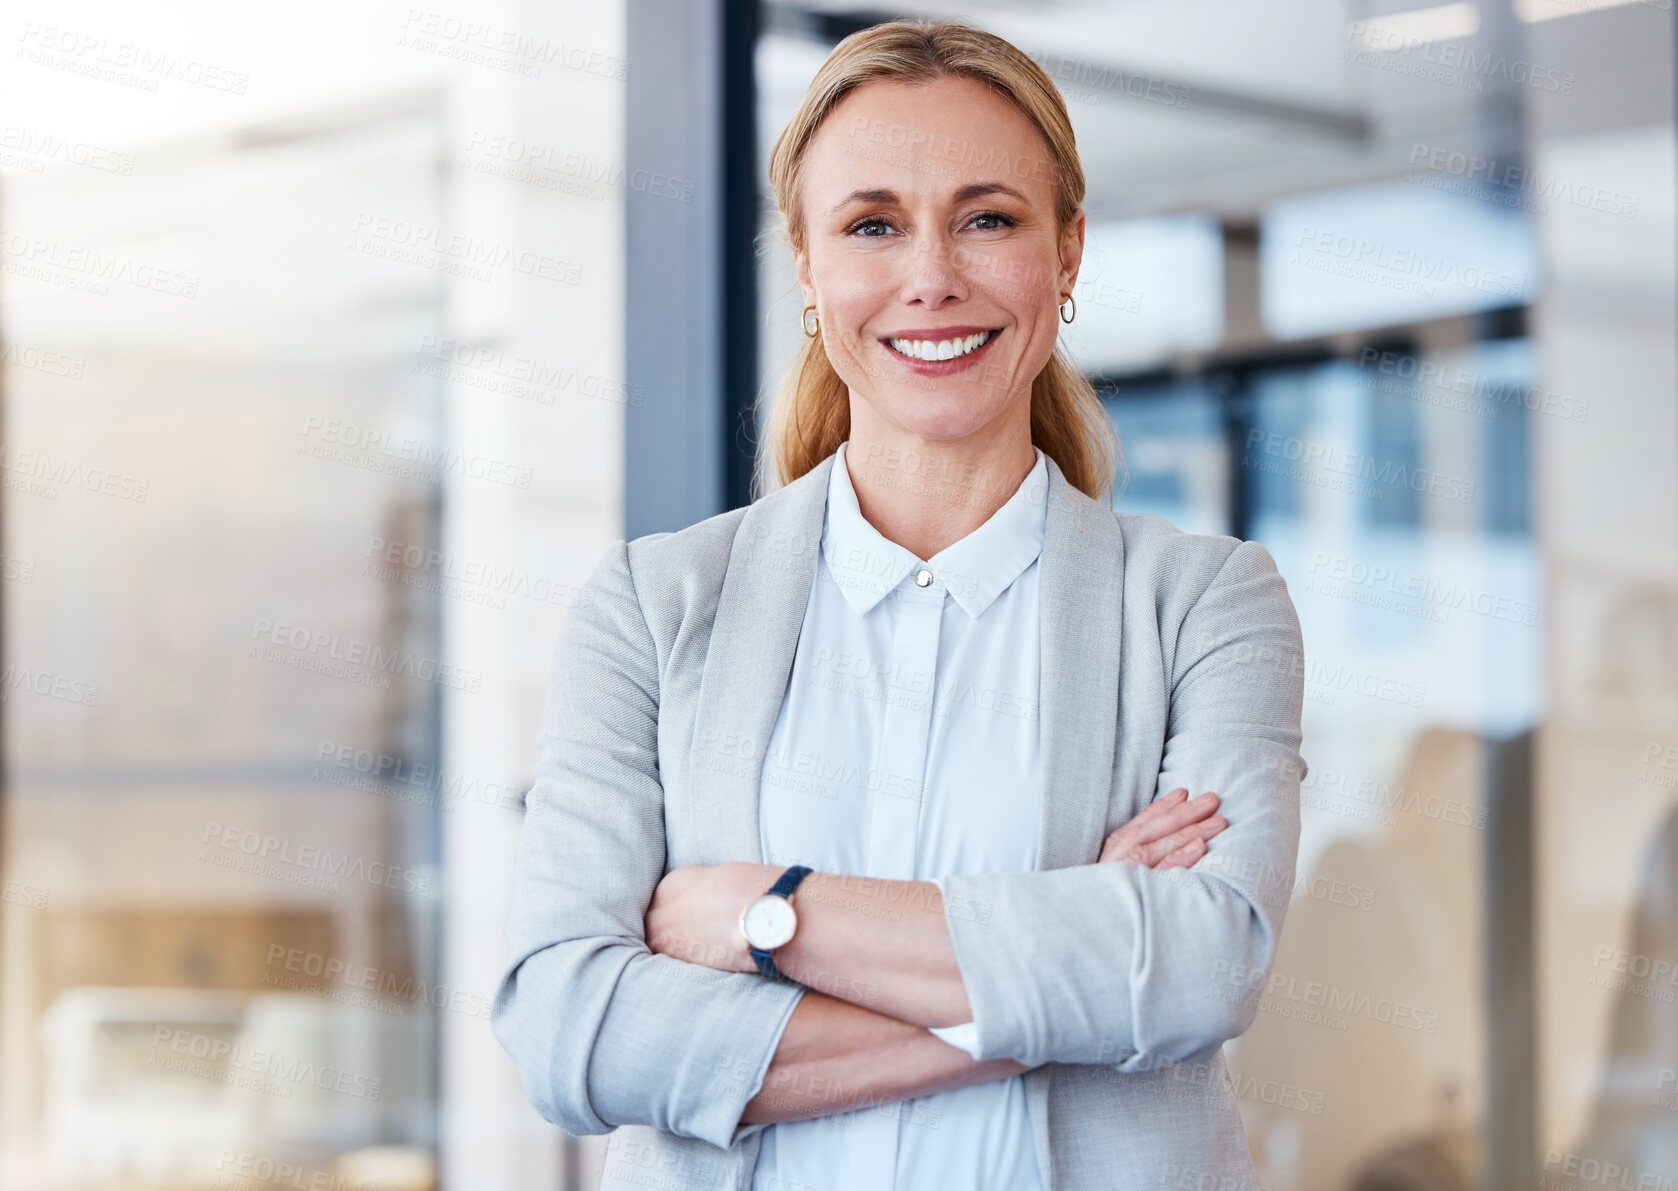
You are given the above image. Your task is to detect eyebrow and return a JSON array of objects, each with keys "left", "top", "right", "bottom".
[{"left": 828, "top": 181, "right": 1031, "bottom": 215}]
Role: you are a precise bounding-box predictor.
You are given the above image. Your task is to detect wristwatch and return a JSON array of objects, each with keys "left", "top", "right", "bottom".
[{"left": 739, "top": 864, "right": 814, "bottom": 980}]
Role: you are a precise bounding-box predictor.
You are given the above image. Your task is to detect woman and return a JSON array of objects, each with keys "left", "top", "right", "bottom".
[{"left": 493, "top": 17, "right": 1306, "bottom": 1191}]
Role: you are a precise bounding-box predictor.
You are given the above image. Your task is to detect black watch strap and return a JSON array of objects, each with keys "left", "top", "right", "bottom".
[{"left": 750, "top": 864, "right": 814, "bottom": 980}]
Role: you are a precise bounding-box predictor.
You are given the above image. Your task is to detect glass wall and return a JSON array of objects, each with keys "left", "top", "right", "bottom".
[
  {"left": 1, "top": 102, "right": 449, "bottom": 1188},
  {"left": 750, "top": 4, "right": 1673, "bottom": 1188},
  {"left": 0, "top": 2, "right": 627, "bottom": 1188}
]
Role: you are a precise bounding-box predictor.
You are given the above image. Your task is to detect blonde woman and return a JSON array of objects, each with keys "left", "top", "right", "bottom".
[{"left": 494, "top": 18, "right": 1306, "bottom": 1191}]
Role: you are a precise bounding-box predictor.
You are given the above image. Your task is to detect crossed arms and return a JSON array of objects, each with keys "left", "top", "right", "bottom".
[{"left": 491, "top": 537, "right": 1305, "bottom": 1150}]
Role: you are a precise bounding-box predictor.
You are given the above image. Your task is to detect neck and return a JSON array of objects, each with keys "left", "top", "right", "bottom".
[{"left": 841, "top": 421, "right": 1036, "bottom": 562}]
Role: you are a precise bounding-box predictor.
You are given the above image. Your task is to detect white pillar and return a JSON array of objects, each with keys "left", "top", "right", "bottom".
[{"left": 440, "top": 3, "right": 627, "bottom": 1188}]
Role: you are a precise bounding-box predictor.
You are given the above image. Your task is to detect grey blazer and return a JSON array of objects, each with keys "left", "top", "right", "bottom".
[{"left": 493, "top": 448, "right": 1308, "bottom": 1191}]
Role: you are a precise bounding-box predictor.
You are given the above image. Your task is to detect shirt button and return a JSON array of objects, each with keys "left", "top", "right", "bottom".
[{"left": 914, "top": 568, "right": 933, "bottom": 587}]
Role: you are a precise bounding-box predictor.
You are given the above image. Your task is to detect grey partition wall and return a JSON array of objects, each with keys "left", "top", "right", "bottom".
[{"left": 626, "top": 0, "right": 761, "bottom": 536}]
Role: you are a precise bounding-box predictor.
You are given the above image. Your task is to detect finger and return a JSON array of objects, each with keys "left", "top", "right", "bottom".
[
  {"left": 1143, "top": 815, "right": 1226, "bottom": 867},
  {"left": 1100, "top": 791, "right": 1199, "bottom": 861},
  {"left": 1140, "top": 816, "right": 1224, "bottom": 867},
  {"left": 1106, "top": 790, "right": 1219, "bottom": 853},
  {"left": 1134, "top": 821, "right": 1228, "bottom": 865},
  {"left": 1099, "top": 791, "right": 1184, "bottom": 861},
  {"left": 1104, "top": 813, "right": 1224, "bottom": 868},
  {"left": 1116, "top": 788, "right": 1187, "bottom": 832},
  {"left": 1153, "top": 835, "right": 1207, "bottom": 871},
  {"left": 1138, "top": 790, "right": 1219, "bottom": 836}
]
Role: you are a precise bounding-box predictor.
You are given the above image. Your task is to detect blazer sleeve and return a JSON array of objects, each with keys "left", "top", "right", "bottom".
[
  {"left": 491, "top": 539, "right": 807, "bottom": 1150},
  {"left": 930, "top": 537, "right": 1305, "bottom": 1071}
]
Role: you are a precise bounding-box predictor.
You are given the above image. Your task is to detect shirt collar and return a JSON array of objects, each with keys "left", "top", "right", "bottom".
[{"left": 820, "top": 439, "right": 1049, "bottom": 619}]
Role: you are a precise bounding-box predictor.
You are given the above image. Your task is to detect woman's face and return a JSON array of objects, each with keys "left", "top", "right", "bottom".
[{"left": 794, "top": 75, "right": 1084, "bottom": 449}]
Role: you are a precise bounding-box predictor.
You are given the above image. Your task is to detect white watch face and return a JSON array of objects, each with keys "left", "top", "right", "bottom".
[{"left": 742, "top": 894, "right": 797, "bottom": 950}]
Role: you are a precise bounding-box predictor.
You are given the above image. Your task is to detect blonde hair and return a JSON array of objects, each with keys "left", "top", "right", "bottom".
[{"left": 755, "top": 17, "right": 1121, "bottom": 504}]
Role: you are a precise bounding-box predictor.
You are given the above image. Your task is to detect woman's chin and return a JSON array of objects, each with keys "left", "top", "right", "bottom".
[{"left": 883, "top": 404, "right": 1013, "bottom": 444}]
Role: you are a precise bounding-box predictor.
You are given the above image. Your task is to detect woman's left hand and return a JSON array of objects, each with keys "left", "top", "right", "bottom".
[{"left": 645, "top": 862, "right": 777, "bottom": 974}]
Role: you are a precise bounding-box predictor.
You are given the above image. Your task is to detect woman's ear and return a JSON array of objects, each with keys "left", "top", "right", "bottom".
[
  {"left": 1058, "top": 208, "right": 1086, "bottom": 297},
  {"left": 794, "top": 248, "right": 815, "bottom": 306}
]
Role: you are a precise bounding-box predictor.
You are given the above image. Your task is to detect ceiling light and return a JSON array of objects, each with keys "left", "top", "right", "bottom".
[{"left": 1352, "top": 3, "right": 1483, "bottom": 50}]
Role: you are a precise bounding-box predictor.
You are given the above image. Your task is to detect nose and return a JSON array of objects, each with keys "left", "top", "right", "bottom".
[{"left": 899, "top": 232, "right": 968, "bottom": 307}]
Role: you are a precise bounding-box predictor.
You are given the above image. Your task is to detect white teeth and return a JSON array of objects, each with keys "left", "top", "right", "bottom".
[{"left": 888, "top": 329, "right": 994, "bottom": 361}]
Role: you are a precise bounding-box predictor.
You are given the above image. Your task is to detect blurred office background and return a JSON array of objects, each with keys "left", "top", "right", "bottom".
[{"left": 0, "top": 1, "right": 1673, "bottom": 1188}]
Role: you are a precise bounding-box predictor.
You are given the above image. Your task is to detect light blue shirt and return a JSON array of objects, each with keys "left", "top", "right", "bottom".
[{"left": 752, "top": 440, "right": 1049, "bottom": 1191}]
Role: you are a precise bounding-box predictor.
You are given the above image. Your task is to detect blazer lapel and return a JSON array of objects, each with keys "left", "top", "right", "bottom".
[
  {"left": 1035, "top": 452, "right": 1126, "bottom": 870},
  {"left": 686, "top": 453, "right": 835, "bottom": 864},
  {"left": 1025, "top": 453, "right": 1125, "bottom": 1190}
]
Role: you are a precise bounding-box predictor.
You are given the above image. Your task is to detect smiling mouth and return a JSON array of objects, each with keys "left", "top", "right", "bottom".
[{"left": 884, "top": 328, "right": 1000, "bottom": 362}]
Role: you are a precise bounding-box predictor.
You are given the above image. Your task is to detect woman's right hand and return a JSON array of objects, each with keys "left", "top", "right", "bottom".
[{"left": 1098, "top": 788, "right": 1225, "bottom": 870}]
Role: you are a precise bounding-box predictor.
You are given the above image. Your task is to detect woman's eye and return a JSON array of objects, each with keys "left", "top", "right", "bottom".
[{"left": 845, "top": 212, "right": 1013, "bottom": 237}]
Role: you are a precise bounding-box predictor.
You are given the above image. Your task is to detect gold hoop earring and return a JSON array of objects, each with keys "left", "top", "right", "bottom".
[
  {"left": 1059, "top": 293, "right": 1077, "bottom": 324},
  {"left": 802, "top": 304, "right": 820, "bottom": 338}
]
